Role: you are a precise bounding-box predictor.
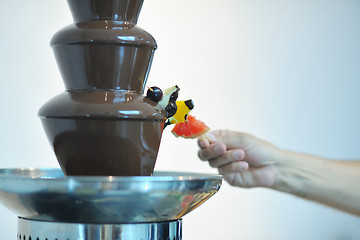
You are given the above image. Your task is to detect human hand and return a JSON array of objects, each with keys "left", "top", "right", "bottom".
[
  {"left": 198, "top": 130, "right": 283, "bottom": 188},
  {"left": 199, "top": 130, "right": 360, "bottom": 216}
]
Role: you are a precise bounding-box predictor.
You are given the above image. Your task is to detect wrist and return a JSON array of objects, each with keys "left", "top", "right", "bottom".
[{"left": 272, "top": 150, "right": 326, "bottom": 197}]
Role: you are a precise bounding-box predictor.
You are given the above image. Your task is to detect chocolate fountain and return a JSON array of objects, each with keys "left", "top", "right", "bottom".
[
  {"left": 38, "top": 0, "right": 164, "bottom": 177},
  {"left": 0, "top": 0, "right": 222, "bottom": 239}
]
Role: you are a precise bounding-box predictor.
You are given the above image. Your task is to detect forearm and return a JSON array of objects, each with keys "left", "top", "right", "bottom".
[{"left": 273, "top": 150, "right": 360, "bottom": 216}]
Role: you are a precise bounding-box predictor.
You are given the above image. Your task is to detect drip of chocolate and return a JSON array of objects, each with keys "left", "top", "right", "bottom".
[{"left": 38, "top": 0, "right": 166, "bottom": 176}]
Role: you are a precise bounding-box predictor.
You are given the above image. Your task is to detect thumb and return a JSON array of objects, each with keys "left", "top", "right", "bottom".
[{"left": 201, "top": 130, "right": 254, "bottom": 150}]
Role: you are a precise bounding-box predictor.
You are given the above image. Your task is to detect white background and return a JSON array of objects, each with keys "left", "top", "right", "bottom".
[{"left": 1, "top": 0, "right": 360, "bottom": 239}]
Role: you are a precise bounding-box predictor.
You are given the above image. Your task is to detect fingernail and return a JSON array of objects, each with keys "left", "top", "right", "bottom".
[
  {"left": 233, "top": 150, "right": 244, "bottom": 160},
  {"left": 198, "top": 140, "right": 207, "bottom": 148},
  {"left": 214, "top": 144, "right": 225, "bottom": 154},
  {"left": 204, "top": 132, "right": 216, "bottom": 142}
]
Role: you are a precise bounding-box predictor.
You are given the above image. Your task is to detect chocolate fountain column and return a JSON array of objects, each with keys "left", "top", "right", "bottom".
[{"left": 38, "top": 0, "right": 165, "bottom": 176}]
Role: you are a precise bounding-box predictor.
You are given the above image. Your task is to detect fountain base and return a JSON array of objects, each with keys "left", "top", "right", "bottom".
[
  {"left": 0, "top": 168, "right": 222, "bottom": 239},
  {"left": 18, "top": 217, "right": 182, "bottom": 240}
]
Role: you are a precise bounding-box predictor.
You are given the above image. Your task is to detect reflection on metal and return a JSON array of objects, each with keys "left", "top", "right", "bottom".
[
  {"left": 0, "top": 168, "right": 222, "bottom": 223},
  {"left": 17, "top": 217, "right": 182, "bottom": 240}
]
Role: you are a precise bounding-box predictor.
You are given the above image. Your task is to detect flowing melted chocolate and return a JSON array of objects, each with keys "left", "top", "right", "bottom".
[
  {"left": 39, "top": 0, "right": 165, "bottom": 176},
  {"left": 42, "top": 118, "right": 163, "bottom": 176}
]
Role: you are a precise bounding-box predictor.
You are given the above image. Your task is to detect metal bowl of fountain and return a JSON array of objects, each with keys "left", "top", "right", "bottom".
[{"left": 0, "top": 168, "right": 222, "bottom": 223}]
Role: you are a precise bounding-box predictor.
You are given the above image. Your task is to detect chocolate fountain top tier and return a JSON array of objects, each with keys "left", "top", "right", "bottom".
[
  {"left": 67, "top": 0, "right": 143, "bottom": 23},
  {"left": 39, "top": 0, "right": 164, "bottom": 120},
  {"left": 51, "top": 0, "right": 157, "bottom": 93}
]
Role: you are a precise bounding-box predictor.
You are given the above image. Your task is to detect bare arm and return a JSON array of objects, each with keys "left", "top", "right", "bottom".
[
  {"left": 198, "top": 130, "right": 360, "bottom": 216},
  {"left": 275, "top": 151, "right": 360, "bottom": 215}
]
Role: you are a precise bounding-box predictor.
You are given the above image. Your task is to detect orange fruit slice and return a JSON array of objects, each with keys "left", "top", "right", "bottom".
[{"left": 171, "top": 115, "right": 210, "bottom": 139}]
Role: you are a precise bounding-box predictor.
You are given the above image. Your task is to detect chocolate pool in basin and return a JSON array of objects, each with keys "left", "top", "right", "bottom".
[{"left": 38, "top": 0, "right": 167, "bottom": 176}]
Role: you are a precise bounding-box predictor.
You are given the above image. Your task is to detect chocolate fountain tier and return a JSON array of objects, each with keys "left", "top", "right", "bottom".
[
  {"left": 51, "top": 20, "right": 156, "bottom": 92},
  {"left": 0, "top": 168, "right": 222, "bottom": 223},
  {"left": 39, "top": 91, "right": 165, "bottom": 176},
  {"left": 38, "top": 91, "right": 164, "bottom": 119},
  {"left": 51, "top": 0, "right": 156, "bottom": 92}
]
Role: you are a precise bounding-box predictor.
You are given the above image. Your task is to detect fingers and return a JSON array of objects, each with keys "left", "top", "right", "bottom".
[
  {"left": 198, "top": 140, "right": 248, "bottom": 176},
  {"left": 208, "top": 149, "right": 245, "bottom": 168},
  {"left": 218, "top": 161, "right": 249, "bottom": 174},
  {"left": 198, "top": 143, "right": 226, "bottom": 161},
  {"left": 218, "top": 162, "right": 249, "bottom": 187},
  {"left": 197, "top": 136, "right": 210, "bottom": 149},
  {"left": 197, "top": 132, "right": 217, "bottom": 148},
  {"left": 197, "top": 131, "right": 232, "bottom": 160},
  {"left": 198, "top": 130, "right": 253, "bottom": 179},
  {"left": 198, "top": 130, "right": 254, "bottom": 150}
]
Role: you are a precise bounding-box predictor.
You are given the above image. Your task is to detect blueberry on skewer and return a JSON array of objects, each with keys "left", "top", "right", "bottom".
[{"left": 146, "top": 86, "right": 163, "bottom": 103}]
